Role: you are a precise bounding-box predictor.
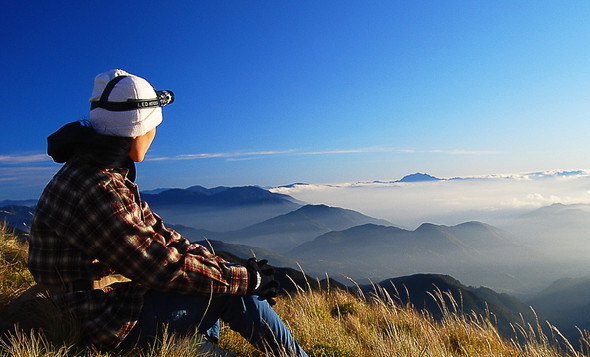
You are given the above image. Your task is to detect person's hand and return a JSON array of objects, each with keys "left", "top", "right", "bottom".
[{"left": 246, "top": 258, "right": 279, "bottom": 305}]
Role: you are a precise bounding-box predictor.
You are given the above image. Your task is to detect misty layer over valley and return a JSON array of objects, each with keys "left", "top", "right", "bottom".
[{"left": 4, "top": 171, "right": 590, "bottom": 342}]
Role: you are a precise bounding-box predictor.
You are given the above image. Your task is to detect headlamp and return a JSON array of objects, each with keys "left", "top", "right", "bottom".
[
  {"left": 90, "top": 75, "right": 174, "bottom": 112},
  {"left": 156, "top": 90, "right": 174, "bottom": 106}
]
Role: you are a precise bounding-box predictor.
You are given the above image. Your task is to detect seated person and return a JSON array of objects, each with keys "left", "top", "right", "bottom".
[{"left": 28, "top": 69, "right": 308, "bottom": 356}]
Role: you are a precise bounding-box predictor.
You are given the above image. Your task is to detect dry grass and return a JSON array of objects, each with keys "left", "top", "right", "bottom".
[
  {"left": 0, "top": 222, "right": 34, "bottom": 301},
  {"left": 1, "top": 224, "right": 589, "bottom": 356}
]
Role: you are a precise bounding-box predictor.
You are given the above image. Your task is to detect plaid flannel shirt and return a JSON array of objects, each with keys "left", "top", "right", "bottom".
[{"left": 28, "top": 158, "right": 249, "bottom": 348}]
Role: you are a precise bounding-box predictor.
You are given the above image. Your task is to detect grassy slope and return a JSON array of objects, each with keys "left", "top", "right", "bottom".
[{"left": 0, "top": 224, "right": 586, "bottom": 357}]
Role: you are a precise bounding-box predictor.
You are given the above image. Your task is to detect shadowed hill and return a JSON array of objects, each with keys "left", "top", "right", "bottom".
[
  {"left": 365, "top": 273, "right": 536, "bottom": 339},
  {"left": 141, "top": 185, "right": 302, "bottom": 231},
  {"left": 288, "top": 221, "right": 532, "bottom": 294},
  {"left": 528, "top": 276, "right": 590, "bottom": 343},
  {"left": 175, "top": 204, "right": 393, "bottom": 252},
  {"left": 142, "top": 185, "right": 298, "bottom": 207}
]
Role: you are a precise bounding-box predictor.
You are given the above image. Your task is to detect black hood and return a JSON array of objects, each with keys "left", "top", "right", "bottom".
[
  {"left": 47, "top": 121, "right": 97, "bottom": 164},
  {"left": 47, "top": 121, "right": 136, "bottom": 181}
]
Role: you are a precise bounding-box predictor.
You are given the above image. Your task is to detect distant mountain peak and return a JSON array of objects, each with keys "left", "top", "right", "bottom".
[
  {"left": 141, "top": 185, "right": 301, "bottom": 208},
  {"left": 398, "top": 173, "right": 441, "bottom": 182},
  {"left": 454, "top": 221, "right": 487, "bottom": 228},
  {"left": 278, "top": 183, "right": 309, "bottom": 188},
  {"left": 298, "top": 204, "right": 330, "bottom": 211},
  {"left": 415, "top": 222, "right": 441, "bottom": 231}
]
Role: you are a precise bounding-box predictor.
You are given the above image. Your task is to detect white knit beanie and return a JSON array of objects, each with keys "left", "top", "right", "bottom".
[{"left": 88, "top": 69, "right": 166, "bottom": 137}]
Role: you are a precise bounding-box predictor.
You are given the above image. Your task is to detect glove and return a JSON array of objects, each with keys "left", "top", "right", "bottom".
[{"left": 246, "top": 258, "right": 280, "bottom": 305}]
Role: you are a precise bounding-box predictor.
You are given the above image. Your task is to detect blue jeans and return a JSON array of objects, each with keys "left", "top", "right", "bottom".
[{"left": 121, "top": 290, "right": 308, "bottom": 356}]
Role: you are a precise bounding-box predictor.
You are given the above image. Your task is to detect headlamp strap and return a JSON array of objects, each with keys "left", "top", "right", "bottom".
[
  {"left": 90, "top": 75, "right": 173, "bottom": 112},
  {"left": 98, "top": 75, "right": 128, "bottom": 109}
]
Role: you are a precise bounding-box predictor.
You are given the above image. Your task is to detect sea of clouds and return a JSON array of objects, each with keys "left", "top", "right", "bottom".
[{"left": 270, "top": 170, "right": 590, "bottom": 229}]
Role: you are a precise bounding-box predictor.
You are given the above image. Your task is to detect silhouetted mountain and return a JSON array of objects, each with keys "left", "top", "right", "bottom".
[
  {"left": 186, "top": 185, "right": 228, "bottom": 195},
  {"left": 289, "top": 221, "right": 532, "bottom": 294},
  {"left": 142, "top": 185, "right": 302, "bottom": 231},
  {"left": 276, "top": 183, "right": 308, "bottom": 189},
  {"left": 363, "top": 273, "right": 535, "bottom": 339},
  {"left": 143, "top": 185, "right": 297, "bottom": 207},
  {"left": 170, "top": 227, "right": 330, "bottom": 279},
  {"left": 291, "top": 221, "right": 512, "bottom": 262},
  {"left": 528, "top": 276, "right": 590, "bottom": 343},
  {"left": 417, "top": 221, "right": 514, "bottom": 254},
  {"left": 397, "top": 173, "right": 441, "bottom": 182},
  {"left": 175, "top": 204, "right": 393, "bottom": 253}
]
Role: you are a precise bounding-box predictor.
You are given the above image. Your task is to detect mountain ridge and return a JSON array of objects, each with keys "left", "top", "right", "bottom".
[
  {"left": 142, "top": 185, "right": 295, "bottom": 207},
  {"left": 397, "top": 172, "right": 441, "bottom": 182},
  {"left": 527, "top": 275, "right": 590, "bottom": 343},
  {"left": 288, "top": 220, "right": 533, "bottom": 295},
  {"left": 363, "top": 273, "right": 536, "bottom": 339},
  {"left": 141, "top": 185, "right": 302, "bottom": 231},
  {"left": 175, "top": 204, "right": 393, "bottom": 252}
]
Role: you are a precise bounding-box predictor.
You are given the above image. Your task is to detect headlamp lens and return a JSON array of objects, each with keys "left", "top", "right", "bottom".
[{"left": 157, "top": 90, "right": 174, "bottom": 106}]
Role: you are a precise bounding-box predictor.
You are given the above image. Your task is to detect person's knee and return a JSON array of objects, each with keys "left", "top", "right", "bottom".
[
  {"left": 241, "top": 295, "right": 273, "bottom": 317},
  {"left": 219, "top": 295, "right": 269, "bottom": 325}
]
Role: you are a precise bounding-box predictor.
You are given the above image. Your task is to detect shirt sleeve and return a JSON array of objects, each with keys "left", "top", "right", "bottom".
[{"left": 65, "top": 173, "right": 249, "bottom": 296}]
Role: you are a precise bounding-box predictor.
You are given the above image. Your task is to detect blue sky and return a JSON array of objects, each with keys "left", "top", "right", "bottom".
[{"left": 2, "top": 1, "right": 590, "bottom": 200}]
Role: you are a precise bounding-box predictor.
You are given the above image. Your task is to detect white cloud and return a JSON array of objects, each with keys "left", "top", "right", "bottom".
[
  {"left": 146, "top": 146, "right": 496, "bottom": 162},
  {"left": 271, "top": 170, "right": 590, "bottom": 229},
  {"left": 0, "top": 153, "right": 50, "bottom": 164},
  {"left": 147, "top": 150, "right": 296, "bottom": 162},
  {"left": 428, "top": 149, "right": 499, "bottom": 155},
  {"left": 0, "top": 165, "right": 60, "bottom": 200},
  {"left": 0, "top": 166, "right": 57, "bottom": 176}
]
